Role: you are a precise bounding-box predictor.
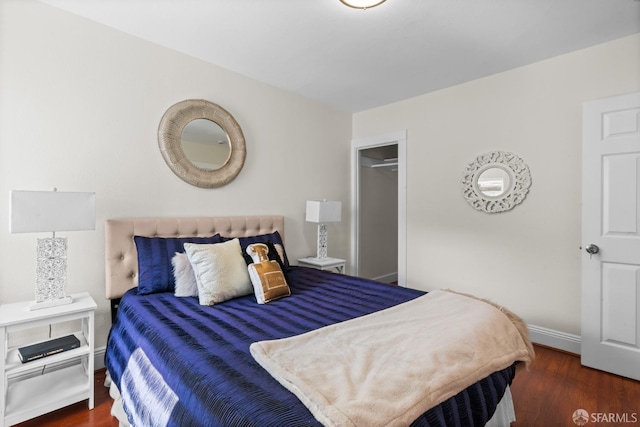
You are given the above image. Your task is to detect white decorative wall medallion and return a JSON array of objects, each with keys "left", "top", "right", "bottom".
[{"left": 461, "top": 151, "right": 531, "bottom": 213}]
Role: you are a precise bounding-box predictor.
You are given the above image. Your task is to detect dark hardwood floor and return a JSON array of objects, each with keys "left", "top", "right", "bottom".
[
  {"left": 511, "top": 345, "right": 640, "bottom": 426},
  {"left": 14, "top": 345, "right": 640, "bottom": 426}
]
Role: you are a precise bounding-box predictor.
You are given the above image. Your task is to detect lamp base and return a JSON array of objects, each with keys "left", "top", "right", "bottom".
[
  {"left": 34, "top": 236, "right": 70, "bottom": 311},
  {"left": 29, "top": 296, "right": 73, "bottom": 311},
  {"left": 316, "top": 223, "right": 329, "bottom": 259}
]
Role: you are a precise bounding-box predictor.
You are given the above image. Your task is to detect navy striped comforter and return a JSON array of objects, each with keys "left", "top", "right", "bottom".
[{"left": 105, "top": 267, "right": 515, "bottom": 426}]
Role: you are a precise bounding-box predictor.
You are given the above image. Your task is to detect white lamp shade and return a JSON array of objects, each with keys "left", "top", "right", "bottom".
[
  {"left": 10, "top": 190, "right": 96, "bottom": 233},
  {"left": 306, "top": 200, "right": 342, "bottom": 223}
]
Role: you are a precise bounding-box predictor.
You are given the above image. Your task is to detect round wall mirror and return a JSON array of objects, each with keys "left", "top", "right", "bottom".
[
  {"left": 158, "top": 99, "right": 246, "bottom": 188},
  {"left": 461, "top": 151, "right": 531, "bottom": 213}
]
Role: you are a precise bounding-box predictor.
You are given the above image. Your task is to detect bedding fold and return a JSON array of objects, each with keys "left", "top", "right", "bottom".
[{"left": 250, "top": 289, "right": 534, "bottom": 427}]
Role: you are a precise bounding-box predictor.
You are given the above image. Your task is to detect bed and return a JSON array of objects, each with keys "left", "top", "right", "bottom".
[{"left": 104, "top": 215, "right": 533, "bottom": 427}]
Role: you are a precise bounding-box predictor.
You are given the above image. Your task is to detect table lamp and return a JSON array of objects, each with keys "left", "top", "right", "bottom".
[
  {"left": 10, "top": 189, "right": 95, "bottom": 310},
  {"left": 305, "top": 200, "right": 342, "bottom": 260}
]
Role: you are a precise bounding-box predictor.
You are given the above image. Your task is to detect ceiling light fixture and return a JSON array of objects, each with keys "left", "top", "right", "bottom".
[{"left": 339, "top": 0, "right": 387, "bottom": 10}]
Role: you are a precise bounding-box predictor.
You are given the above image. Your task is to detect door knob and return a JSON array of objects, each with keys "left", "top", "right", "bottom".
[{"left": 585, "top": 244, "right": 600, "bottom": 255}]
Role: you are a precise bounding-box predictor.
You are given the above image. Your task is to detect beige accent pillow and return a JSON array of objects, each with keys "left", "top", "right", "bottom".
[
  {"left": 184, "top": 239, "right": 252, "bottom": 306},
  {"left": 172, "top": 252, "right": 198, "bottom": 297},
  {"left": 246, "top": 243, "right": 291, "bottom": 304}
]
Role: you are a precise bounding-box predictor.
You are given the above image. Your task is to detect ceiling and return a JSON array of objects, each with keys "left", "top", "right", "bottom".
[{"left": 40, "top": 0, "right": 640, "bottom": 112}]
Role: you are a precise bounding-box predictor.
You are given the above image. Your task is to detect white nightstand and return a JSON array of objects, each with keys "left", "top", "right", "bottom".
[
  {"left": 297, "top": 257, "right": 346, "bottom": 274},
  {"left": 0, "top": 292, "right": 96, "bottom": 427}
]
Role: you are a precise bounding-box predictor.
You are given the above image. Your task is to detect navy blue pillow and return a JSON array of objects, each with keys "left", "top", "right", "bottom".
[
  {"left": 134, "top": 234, "right": 223, "bottom": 295},
  {"left": 224, "top": 231, "right": 290, "bottom": 270}
]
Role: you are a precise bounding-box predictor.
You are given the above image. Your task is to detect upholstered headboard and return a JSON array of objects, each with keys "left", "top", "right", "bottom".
[{"left": 105, "top": 216, "right": 285, "bottom": 301}]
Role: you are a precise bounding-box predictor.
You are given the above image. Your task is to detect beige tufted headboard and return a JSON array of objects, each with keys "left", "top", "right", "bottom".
[{"left": 105, "top": 216, "right": 285, "bottom": 300}]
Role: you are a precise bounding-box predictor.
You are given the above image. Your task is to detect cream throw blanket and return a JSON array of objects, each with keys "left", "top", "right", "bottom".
[{"left": 250, "top": 289, "right": 534, "bottom": 427}]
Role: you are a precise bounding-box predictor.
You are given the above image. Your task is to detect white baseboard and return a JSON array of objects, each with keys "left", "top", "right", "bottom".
[
  {"left": 94, "top": 346, "right": 106, "bottom": 370},
  {"left": 372, "top": 272, "right": 398, "bottom": 284},
  {"left": 528, "top": 324, "right": 581, "bottom": 355}
]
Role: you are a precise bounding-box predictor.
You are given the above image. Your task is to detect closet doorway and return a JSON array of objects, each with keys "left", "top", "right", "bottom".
[{"left": 351, "top": 131, "right": 407, "bottom": 285}]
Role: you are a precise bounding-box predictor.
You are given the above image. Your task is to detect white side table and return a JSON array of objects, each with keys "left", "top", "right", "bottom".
[
  {"left": 0, "top": 292, "right": 96, "bottom": 427},
  {"left": 297, "top": 257, "right": 346, "bottom": 274}
]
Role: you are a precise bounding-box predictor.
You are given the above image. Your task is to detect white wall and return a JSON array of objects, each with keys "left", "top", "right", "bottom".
[
  {"left": 0, "top": 1, "right": 352, "bottom": 348},
  {"left": 353, "top": 34, "right": 640, "bottom": 336}
]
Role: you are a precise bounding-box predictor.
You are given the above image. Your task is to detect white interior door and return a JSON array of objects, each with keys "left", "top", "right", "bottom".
[{"left": 582, "top": 92, "right": 640, "bottom": 380}]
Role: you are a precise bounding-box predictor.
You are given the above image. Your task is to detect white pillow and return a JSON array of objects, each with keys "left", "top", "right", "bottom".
[
  {"left": 184, "top": 239, "right": 252, "bottom": 306},
  {"left": 172, "top": 252, "right": 198, "bottom": 297}
]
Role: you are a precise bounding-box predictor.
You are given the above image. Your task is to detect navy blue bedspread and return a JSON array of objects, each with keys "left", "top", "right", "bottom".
[{"left": 105, "top": 267, "right": 515, "bottom": 426}]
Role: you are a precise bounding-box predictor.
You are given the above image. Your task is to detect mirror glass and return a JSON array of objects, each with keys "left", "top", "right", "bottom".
[
  {"left": 477, "top": 167, "right": 511, "bottom": 197},
  {"left": 181, "top": 119, "right": 230, "bottom": 170}
]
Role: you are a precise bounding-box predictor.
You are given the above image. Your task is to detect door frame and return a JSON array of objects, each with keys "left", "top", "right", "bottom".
[{"left": 350, "top": 130, "right": 407, "bottom": 285}]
